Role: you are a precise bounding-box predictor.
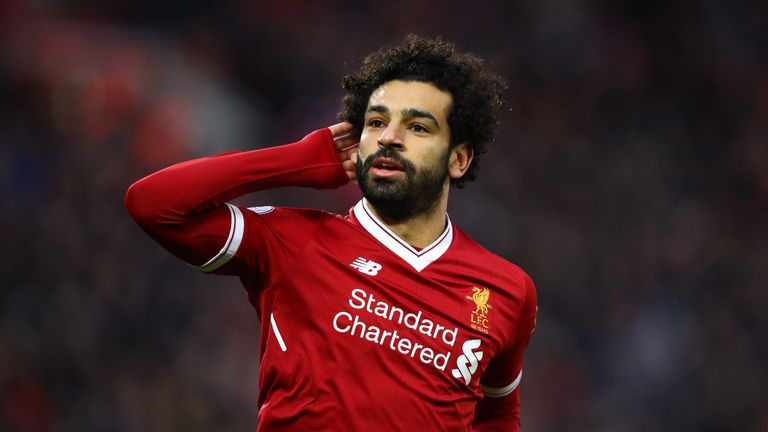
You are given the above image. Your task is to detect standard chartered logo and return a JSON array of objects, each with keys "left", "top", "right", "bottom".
[
  {"left": 451, "top": 339, "right": 484, "bottom": 384},
  {"left": 332, "top": 288, "right": 457, "bottom": 372},
  {"left": 331, "top": 288, "right": 488, "bottom": 384}
]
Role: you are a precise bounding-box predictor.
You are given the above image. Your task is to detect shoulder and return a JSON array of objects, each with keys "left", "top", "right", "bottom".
[
  {"left": 242, "top": 205, "right": 346, "bottom": 222},
  {"left": 452, "top": 224, "right": 538, "bottom": 329},
  {"left": 235, "top": 205, "right": 353, "bottom": 236},
  {"left": 448, "top": 225, "right": 537, "bottom": 322},
  {"left": 451, "top": 225, "right": 533, "bottom": 285}
]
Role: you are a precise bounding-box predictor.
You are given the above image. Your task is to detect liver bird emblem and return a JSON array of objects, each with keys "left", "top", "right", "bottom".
[{"left": 467, "top": 287, "right": 492, "bottom": 316}]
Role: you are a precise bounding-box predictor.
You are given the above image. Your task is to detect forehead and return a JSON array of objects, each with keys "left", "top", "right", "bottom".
[{"left": 367, "top": 80, "right": 453, "bottom": 120}]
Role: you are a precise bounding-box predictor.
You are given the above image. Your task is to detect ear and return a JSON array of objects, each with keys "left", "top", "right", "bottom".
[{"left": 448, "top": 143, "right": 473, "bottom": 180}]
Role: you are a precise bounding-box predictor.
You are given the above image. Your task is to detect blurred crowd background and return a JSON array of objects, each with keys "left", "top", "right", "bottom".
[{"left": 1, "top": 0, "right": 766, "bottom": 430}]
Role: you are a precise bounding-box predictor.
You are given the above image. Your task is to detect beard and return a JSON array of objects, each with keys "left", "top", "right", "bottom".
[{"left": 356, "top": 147, "right": 450, "bottom": 222}]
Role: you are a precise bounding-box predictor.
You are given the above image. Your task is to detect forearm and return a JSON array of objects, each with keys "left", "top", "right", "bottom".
[
  {"left": 126, "top": 128, "right": 345, "bottom": 226},
  {"left": 124, "top": 128, "right": 346, "bottom": 266}
]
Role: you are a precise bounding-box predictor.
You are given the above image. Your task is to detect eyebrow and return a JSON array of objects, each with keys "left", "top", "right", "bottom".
[{"left": 366, "top": 105, "right": 440, "bottom": 128}]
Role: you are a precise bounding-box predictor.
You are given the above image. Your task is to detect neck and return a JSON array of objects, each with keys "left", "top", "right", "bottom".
[{"left": 365, "top": 189, "right": 450, "bottom": 249}]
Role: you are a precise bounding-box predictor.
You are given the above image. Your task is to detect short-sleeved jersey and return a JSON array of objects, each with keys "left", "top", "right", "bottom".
[{"left": 204, "top": 199, "right": 537, "bottom": 431}]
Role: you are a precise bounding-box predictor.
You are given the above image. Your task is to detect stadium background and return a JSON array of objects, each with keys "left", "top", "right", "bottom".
[{"left": 1, "top": 0, "right": 766, "bottom": 430}]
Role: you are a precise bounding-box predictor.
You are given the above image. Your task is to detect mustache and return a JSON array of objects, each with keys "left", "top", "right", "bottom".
[{"left": 361, "top": 147, "right": 416, "bottom": 173}]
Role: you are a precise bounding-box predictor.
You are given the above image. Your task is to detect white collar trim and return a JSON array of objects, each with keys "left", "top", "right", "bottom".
[{"left": 353, "top": 199, "right": 453, "bottom": 272}]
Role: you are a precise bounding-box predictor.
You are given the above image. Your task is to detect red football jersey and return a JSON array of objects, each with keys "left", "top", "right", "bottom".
[
  {"left": 219, "top": 200, "right": 536, "bottom": 431},
  {"left": 126, "top": 128, "right": 537, "bottom": 431}
]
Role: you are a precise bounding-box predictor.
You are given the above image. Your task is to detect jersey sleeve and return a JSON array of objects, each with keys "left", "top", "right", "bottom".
[
  {"left": 472, "top": 272, "right": 538, "bottom": 432},
  {"left": 125, "top": 128, "right": 347, "bottom": 283},
  {"left": 213, "top": 206, "right": 320, "bottom": 288}
]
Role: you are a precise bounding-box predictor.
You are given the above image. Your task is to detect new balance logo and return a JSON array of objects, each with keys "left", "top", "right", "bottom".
[
  {"left": 451, "top": 339, "right": 484, "bottom": 384},
  {"left": 350, "top": 257, "right": 382, "bottom": 276}
]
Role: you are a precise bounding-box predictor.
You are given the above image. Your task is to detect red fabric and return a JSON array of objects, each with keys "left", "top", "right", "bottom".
[
  {"left": 125, "top": 128, "right": 347, "bottom": 269},
  {"left": 125, "top": 129, "right": 536, "bottom": 431}
]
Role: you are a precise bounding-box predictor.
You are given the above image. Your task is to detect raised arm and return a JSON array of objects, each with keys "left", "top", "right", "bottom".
[{"left": 125, "top": 123, "right": 358, "bottom": 274}]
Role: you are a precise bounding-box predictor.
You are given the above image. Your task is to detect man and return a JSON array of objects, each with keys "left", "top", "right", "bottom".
[{"left": 126, "top": 35, "right": 537, "bottom": 431}]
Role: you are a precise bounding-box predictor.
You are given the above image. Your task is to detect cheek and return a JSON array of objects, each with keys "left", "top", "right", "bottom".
[
  {"left": 359, "top": 128, "right": 370, "bottom": 142},
  {"left": 358, "top": 130, "right": 379, "bottom": 155},
  {"left": 423, "top": 143, "right": 451, "bottom": 167}
]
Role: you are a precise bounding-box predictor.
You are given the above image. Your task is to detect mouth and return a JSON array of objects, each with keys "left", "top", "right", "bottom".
[{"left": 370, "top": 157, "right": 405, "bottom": 179}]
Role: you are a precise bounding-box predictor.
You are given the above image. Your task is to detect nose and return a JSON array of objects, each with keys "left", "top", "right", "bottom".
[{"left": 377, "top": 122, "right": 405, "bottom": 150}]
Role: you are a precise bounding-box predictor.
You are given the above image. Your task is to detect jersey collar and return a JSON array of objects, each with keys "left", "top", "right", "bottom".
[{"left": 353, "top": 199, "right": 453, "bottom": 272}]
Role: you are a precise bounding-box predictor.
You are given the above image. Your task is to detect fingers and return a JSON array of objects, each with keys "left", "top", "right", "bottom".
[
  {"left": 328, "top": 122, "right": 354, "bottom": 138},
  {"left": 330, "top": 122, "right": 359, "bottom": 153},
  {"left": 341, "top": 160, "right": 357, "bottom": 183},
  {"left": 327, "top": 122, "right": 359, "bottom": 184},
  {"left": 338, "top": 139, "right": 359, "bottom": 152}
]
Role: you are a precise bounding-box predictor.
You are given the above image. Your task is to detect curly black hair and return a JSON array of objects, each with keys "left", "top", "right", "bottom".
[{"left": 338, "top": 35, "right": 506, "bottom": 188}]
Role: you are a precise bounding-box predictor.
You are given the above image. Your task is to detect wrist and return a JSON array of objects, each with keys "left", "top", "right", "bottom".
[{"left": 275, "top": 128, "right": 347, "bottom": 189}]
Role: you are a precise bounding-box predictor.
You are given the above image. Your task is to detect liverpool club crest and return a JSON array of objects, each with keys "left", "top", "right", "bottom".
[{"left": 466, "top": 287, "right": 492, "bottom": 334}]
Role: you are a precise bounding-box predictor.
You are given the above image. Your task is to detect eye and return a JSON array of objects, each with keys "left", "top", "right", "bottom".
[
  {"left": 409, "top": 123, "right": 430, "bottom": 133},
  {"left": 367, "top": 118, "right": 386, "bottom": 128}
]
